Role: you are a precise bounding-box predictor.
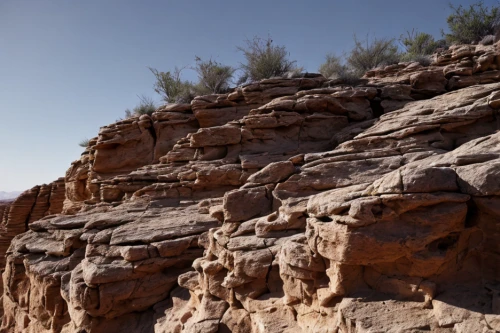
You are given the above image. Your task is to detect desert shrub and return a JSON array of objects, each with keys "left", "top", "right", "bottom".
[
  {"left": 318, "top": 54, "right": 363, "bottom": 85},
  {"left": 399, "top": 53, "right": 433, "bottom": 66},
  {"left": 318, "top": 54, "right": 344, "bottom": 79},
  {"left": 193, "top": 57, "right": 235, "bottom": 94},
  {"left": 444, "top": 1, "right": 500, "bottom": 44},
  {"left": 346, "top": 36, "right": 401, "bottom": 74},
  {"left": 78, "top": 138, "right": 90, "bottom": 148},
  {"left": 149, "top": 67, "right": 194, "bottom": 103},
  {"left": 176, "top": 86, "right": 198, "bottom": 103},
  {"left": 400, "top": 30, "right": 446, "bottom": 55},
  {"left": 237, "top": 35, "right": 300, "bottom": 83},
  {"left": 123, "top": 109, "right": 133, "bottom": 118},
  {"left": 336, "top": 69, "right": 363, "bottom": 85},
  {"left": 124, "top": 95, "right": 157, "bottom": 118},
  {"left": 284, "top": 68, "right": 305, "bottom": 78}
]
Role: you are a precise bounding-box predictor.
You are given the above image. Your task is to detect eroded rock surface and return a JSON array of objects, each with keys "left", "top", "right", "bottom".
[{"left": 3, "top": 43, "right": 500, "bottom": 332}]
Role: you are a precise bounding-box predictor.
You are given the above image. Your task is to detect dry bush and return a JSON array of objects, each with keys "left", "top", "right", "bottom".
[
  {"left": 193, "top": 57, "right": 235, "bottom": 94},
  {"left": 149, "top": 67, "right": 194, "bottom": 103},
  {"left": 346, "top": 36, "right": 400, "bottom": 74},
  {"left": 444, "top": 1, "right": 500, "bottom": 44},
  {"left": 237, "top": 35, "right": 300, "bottom": 83}
]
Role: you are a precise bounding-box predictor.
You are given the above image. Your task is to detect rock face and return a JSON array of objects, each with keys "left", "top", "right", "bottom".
[
  {"left": 3, "top": 43, "right": 500, "bottom": 332},
  {"left": 0, "top": 199, "right": 13, "bottom": 317},
  {"left": 0, "top": 178, "right": 65, "bottom": 319}
]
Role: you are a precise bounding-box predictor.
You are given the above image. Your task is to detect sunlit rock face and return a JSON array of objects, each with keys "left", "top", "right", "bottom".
[{"left": 3, "top": 42, "right": 500, "bottom": 332}]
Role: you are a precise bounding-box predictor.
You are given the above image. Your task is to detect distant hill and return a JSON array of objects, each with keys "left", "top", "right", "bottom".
[{"left": 0, "top": 191, "right": 21, "bottom": 200}]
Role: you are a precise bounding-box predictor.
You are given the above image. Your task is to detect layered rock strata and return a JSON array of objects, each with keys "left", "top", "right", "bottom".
[
  {"left": 3, "top": 42, "right": 500, "bottom": 332},
  {"left": 0, "top": 179, "right": 65, "bottom": 318},
  {"left": 0, "top": 199, "right": 13, "bottom": 317}
]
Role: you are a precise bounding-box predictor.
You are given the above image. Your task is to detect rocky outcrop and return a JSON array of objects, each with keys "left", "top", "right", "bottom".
[
  {"left": 0, "top": 178, "right": 65, "bottom": 319},
  {"left": 0, "top": 199, "right": 13, "bottom": 317},
  {"left": 169, "top": 82, "right": 500, "bottom": 333},
  {"left": 3, "top": 42, "right": 500, "bottom": 332},
  {"left": 0, "top": 178, "right": 65, "bottom": 265}
]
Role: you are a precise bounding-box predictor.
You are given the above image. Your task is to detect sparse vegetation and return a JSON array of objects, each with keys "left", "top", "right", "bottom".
[
  {"left": 283, "top": 67, "right": 305, "bottom": 78},
  {"left": 149, "top": 57, "right": 234, "bottom": 105},
  {"left": 149, "top": 67, "right": 194, "bottom": 103},
  {"left": 398, "top": 30, "right": 446, "bottom": 66},
  {"left": 400, "top": 29, "right": 446, "bottom": 55},
  {"left": 78, "top": 138, "right": 90, "bottom": 148},
  {"left": 399, "top": 53, "right": 433, "bottom": 66},
  {"left": 346, "top": 36, "right": 400, "bottom": 75},
  {"left": 444, "top": 1, "right": 500, "bottom": 44},
  {"left": 319, "top": 36, "right": 400, "bottom": 84},
  {"left": 318, "top": 54, "right": 344, "bottom": 79},
  {"left": 237, "top": 35, "right": 300, "bottom": 83},
  {"left": 124, "top": 95, "right": 157, "bottom": 118},
  {"left": 318, "top": 54, "right": 362, "bottom": 85},
  {"left": 135, "top": 2, "right": 499, "bottom": 112},
  {"left": 193, "top": 57, "right": 235, "bottom": 94},
  {"left": 335, "top": 69, "right": 364, "bottom": 85}
]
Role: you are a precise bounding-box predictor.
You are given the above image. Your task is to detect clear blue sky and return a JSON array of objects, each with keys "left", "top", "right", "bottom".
[{"left": 0, "top": 0, "right": 494, "bottom": 192}]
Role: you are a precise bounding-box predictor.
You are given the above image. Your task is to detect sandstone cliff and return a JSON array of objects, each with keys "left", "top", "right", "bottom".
[{"left": 3, "top": 43, "right": 500, "bottom": 332}]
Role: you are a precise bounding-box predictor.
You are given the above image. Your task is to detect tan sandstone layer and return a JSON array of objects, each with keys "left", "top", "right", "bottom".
[{"left": 2, "top": 42, "right": 500, "bottom": 332}]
